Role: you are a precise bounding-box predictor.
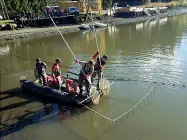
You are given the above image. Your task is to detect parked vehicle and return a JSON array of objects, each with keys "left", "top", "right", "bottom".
[
  {"left": 65, "top": 7, "right": 79, "bottom": 15},
  {"left": 44, "top": 6, "right": 65, "bottom": 17}
]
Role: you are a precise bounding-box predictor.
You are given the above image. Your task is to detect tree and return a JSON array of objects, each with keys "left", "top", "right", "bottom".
[
  {"left": 78, "top": 0, "right": 98, "bottom": 13},
  {"left": 102, "top": 0, "right": 113, "bottom": 10},
  {"left": 12, "top": 0, "right": 20, "bottom": 13}
]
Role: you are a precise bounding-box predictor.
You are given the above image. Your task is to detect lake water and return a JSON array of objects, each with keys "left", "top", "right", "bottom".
[{"left": 0, "top": 14, "right": 187, "bottom": 140}]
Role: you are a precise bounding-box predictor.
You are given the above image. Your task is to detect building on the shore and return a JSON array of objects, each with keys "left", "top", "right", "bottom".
[
  {"left": 60, "top": 0, "right": 102, "bottom": 12},
  {"left": 113, "top": 0, "right": 144, "bottom": 6}
]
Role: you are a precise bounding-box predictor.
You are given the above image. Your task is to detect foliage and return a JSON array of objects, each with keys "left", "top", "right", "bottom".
[
  {"left": 77, "top": 0, "right": 97, "bottom": 12},
  {"left": 2, "top": 0, "right": 49, "bottom": 16},
  {"left": 102, "top": 0, "right": 113, "bottom": 9}
]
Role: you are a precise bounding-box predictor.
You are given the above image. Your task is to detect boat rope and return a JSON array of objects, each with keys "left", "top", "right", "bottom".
[
  {"left": 113, "top": 83, "right": 157, "bottom": 122},
  {"left": 80, "top": 103, "right": 114, "bottom": 122},
  {"left": 49, "top": 14, "right": 87, "bottom": 77},
  {"left": 76, "top": 82, "right": 157, "bottom": 122},
  {"left": 48, "top": 14, "right": 76, "bottom": 60},
  {"left": 79, "top": 81, "right": 116, "bottom": 104}
]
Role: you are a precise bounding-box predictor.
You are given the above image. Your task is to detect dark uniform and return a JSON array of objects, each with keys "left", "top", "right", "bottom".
[
  {"left": 78, "top": 61, "right": 94, "bottom": 95},
  {"left": 92, "top": 55, "right": 108, "bottom": 87},
  {"left": 35, "top": 59, "right": 47, "bottom": 85}
]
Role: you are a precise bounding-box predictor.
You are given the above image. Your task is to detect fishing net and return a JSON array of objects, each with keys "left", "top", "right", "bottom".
[
  {"left": 99, "top": 78, "right": 110, "bottom": 96},
  {"left": 90, "top": 86, "right": 100, "bottom": 105}
]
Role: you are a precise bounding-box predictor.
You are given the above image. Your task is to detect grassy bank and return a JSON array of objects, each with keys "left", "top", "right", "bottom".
[
  {"left": 0, "top": 20, "right": 15, "bottom": 25},
  {"left": 139, "top": 1, "right": 187, "bottom": 8}
]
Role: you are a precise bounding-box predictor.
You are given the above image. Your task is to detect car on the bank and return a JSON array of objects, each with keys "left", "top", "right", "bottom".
[{"left": 65, "top": 7, "right": 79, "bottom": 15}]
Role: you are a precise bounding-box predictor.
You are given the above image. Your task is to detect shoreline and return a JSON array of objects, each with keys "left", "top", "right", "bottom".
[{"left": 0, "top": 7, "right": 187, "bottom": 41}]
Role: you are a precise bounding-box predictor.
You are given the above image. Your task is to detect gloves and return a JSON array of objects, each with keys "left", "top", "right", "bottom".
[
  {"left": 92, "top": 51, "right": 99, "bottom": 59},
  {"left": 99, "top": 65, "right": 104, "bottom": 70},
  {"left": 84, "top": 75, "right": 88, "bottom": 79},
  {"left": 84, "top": 75, "right": 90, "bottom": 79},
  {"left": 76, "top": 59, "right": 80, "bottom": 63}
]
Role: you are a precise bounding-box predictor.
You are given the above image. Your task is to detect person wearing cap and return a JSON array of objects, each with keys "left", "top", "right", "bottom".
[
  {"left": 52, "top": 58, "right": 62, "bottom": 88},
  {"left": 76, "top": 59, "right": 94, "bottom": 95},
  {"left": 92, "top": 52, "right": 108, "bottom": 88},
  {"left": 35, "top": 58, "right": 47, "bottom": 85}
]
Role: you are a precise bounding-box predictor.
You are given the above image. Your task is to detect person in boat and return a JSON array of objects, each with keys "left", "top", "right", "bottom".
[
  {"left": 76, "top": 59, "right": 95, "bottom": 95},
  {"left": 52, "top": 58, "right": 63, "bottom": 89},
  {"left": 92, "top": 51, "right": 108, "bottom": 88},
  {"left": 35, "top": 58, "right": 47, "bottom": 85}
]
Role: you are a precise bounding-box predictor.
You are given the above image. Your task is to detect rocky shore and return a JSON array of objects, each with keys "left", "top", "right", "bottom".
[{"left": 0, "top": 7, "right": 187, "bottom": 41}]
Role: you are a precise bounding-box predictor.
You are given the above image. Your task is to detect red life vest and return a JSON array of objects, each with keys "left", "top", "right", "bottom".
[{"left": 66, "top": 79, "right": 77, "bottom": 94}]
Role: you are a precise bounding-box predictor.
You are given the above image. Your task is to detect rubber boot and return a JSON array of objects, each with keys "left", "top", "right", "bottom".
[{"left": 79, "top": 88, "right": 83, "bottom": 96}]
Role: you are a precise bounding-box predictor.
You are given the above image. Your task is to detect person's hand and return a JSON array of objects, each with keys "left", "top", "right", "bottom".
[
  {"left": 84, "top": 75, "right": 90, "bottom": 79},
  {"left": 76, "top": 59, "right": 80, "bottom": 63},
  {"left": 100, "top": 65, "right": 104, "bottom": 70},
  {"left": 93, "top": 51, "right": 99, "bottom": 59}
]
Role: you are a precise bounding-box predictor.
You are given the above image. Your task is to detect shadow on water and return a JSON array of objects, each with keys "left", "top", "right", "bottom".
[{"left": 0, "top": 88, "right": 88, "bottom": 138}]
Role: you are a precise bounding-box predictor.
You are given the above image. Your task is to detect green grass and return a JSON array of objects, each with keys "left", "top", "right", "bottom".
[{"left": 0, "top": 20, "right": 15, "bottom": 25}]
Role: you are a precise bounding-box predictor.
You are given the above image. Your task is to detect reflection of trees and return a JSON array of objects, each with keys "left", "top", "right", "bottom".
[{"left": 112, "top": 14, "right": 187, "bottom": 56}]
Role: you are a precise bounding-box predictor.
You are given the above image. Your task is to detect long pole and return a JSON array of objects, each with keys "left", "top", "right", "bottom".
[
  {"left": 90, "top": 12, "right": 102, "bottom": 67},
  {"left": 48, "top": 15, "right": 87, "bottom": 78},
  {"left": 48, "top": 15, "right": 77, "bottom": 60}
]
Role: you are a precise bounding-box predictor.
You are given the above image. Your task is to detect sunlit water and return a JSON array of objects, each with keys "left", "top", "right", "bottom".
[{"left": 0, "top": 14, "right": 187, "bottom": 140}]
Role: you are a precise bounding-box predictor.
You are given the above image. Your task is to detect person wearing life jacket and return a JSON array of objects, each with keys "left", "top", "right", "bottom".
[
  {"left": 76, "top": 59, "right": 94, "bottom": 95},
  {"left": 92, "top": 51, "right": 108, "bottom": 88},
  {"left": 52, "top": 58, "right": 62, "bottom": 89},
  {"left": 35, "top": 58, "right": 47, "bottom": 86}
]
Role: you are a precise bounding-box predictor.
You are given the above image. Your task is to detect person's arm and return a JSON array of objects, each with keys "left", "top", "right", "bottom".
[
  {"left": 75, "top": 59, "right": 86, "bottom": 66},
  {"left": 79, "top": 61, "right": 86, "bottom": 67},
  {"left": 43, "top": 62, "right": 47, "bottom": 69},
  {"left": 92, "top": 51, "right": 99, "bottom": 59}
]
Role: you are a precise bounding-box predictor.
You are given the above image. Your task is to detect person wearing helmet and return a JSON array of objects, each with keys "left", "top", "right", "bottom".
[
  {"left": 92, "top": 52, "right": 108, "bottom": 88},
  {"left": 76, "top": 59, "right": 94, "bottom": 95},
  {"left": 35, "top": 58, "right": 47, "bottom": 85},
  {"left": 52, "top": 58, "right": 62, "bottom": 88}
]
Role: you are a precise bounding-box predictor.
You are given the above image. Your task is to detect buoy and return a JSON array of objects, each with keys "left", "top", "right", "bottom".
[{"left": 183, "top": 85, "right": 185, "bottom": 87}]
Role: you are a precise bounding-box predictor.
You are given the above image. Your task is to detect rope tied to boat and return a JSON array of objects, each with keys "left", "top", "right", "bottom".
[
  {"left": 48, "top": 14, "right": 90, "bottom": 78},
  {"left": 113, "top": 82, "right": 157, "bottom": 122},
  {"left": 76, "top": 82, "right": 157, "bottom": 122}
]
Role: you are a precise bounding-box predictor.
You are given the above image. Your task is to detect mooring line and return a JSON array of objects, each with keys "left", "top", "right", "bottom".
[
  {"left": 113, "top": 83, "right": 157, "bottom": 122},
  {"left": 49, "top": 14, "right": 88, "bottom": 78},
  {"left": 80, "top": 103, "right": 114, "bottom": 122},
  {"left": 49, "top": 15, "right": 76, "bottom": 60}
]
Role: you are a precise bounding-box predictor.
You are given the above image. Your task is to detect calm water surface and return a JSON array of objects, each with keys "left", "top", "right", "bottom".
[{"left": 0, "top": 14, "right": 187, "bottom": 140}]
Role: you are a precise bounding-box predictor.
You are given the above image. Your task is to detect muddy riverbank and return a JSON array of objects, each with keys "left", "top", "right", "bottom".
[{"left": 0, "top": 7, "right": 187, "bottom": 41}]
